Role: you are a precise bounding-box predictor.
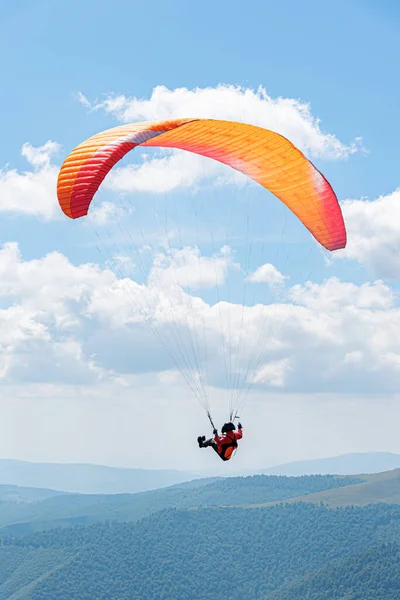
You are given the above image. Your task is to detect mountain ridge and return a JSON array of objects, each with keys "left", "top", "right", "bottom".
[
  {"left": 263, "top": 451, "right": 400, "bottom": 476},
  {"left": 0, "top": 459, "right": 200, "bottom": 494}
]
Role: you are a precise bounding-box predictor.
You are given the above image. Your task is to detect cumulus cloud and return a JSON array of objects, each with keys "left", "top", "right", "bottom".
[
  {"left": 282, "top": 277, "right": 400, "bottom": 392},
  {"left": 289, "top": 277, "right": 393, "bottom": 311},
  {"left": 21, "top": 141, "right": 60, "bottom": 169},
  {"left": 84, "top": 84, "right": 361, "bottom": 160},
  {"left": 0, "top": 243, "right": 118, "bottom": 383},
  {"left": 247, "top": 263, "right": 289, "bottom": 286},
  {"left": 2, "top": 242, "right": 400, "bottom": 397},
  {"left": 149, "top": 245, "right": 236, "bottom": 290},
  {"left": 86, "top": 200, "right": 129, "bottom": 225},
  {"left": 252, "top": 358, "right": 291, "bottom": 387},
  {"left": 103, "top": 148, "right": 239, "bottom": 195},
  {"left": 339, "top": 188, "right": 400, "bottom": 278},
  {"left": 0, "top": 242, "right": 232, "bottom": 387},
  {"left": 0, "top": 141, "right": 60, "bottom": 219}
]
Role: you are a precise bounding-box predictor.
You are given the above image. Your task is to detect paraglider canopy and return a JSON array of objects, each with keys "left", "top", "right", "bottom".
[{"left": 57, "top": 118, "right": 346, "bottom": 251}]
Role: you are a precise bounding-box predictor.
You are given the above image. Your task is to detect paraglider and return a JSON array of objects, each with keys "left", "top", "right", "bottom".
[
  {"left": 198, "top": 421, "right": 243, "bottom": 461},
  {"left": 57, "top": 118, "right": 346, "bottom": 459}
]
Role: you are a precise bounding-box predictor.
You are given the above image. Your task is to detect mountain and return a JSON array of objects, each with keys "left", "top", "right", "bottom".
[
  {"left": 277, "top": 468, "right": 400, "bottom": 508},
  {"left": 1, "top": 452, "right": 398, "bottom": 495},
  {"left": 266, "top": 543, "right": 400, "bottom": 600},
  {"left": 264, "top": 452, "right": 400, "bottom": 476},
  {"left": 2, "top": 469, "right": 399, "bottom": 539},
  {"left": 1, "top": 503, "right": 399, "bottom": 599},
  {"left": 0, "top": 485, "right": 63, "bottom": 504},
  {"left": 0, "top": 459, "right": 200, "bottom": 494},
  {"left": 0, "top": 474, "right": 356, "bottom": 536}
]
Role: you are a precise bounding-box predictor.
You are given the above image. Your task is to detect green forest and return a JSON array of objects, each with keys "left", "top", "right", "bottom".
[
  {"left": 0, "top": 473, "right": 361, "bottom": 536},
  {"left": 0, "top": 472, "right": 399, "bottom": 599}
]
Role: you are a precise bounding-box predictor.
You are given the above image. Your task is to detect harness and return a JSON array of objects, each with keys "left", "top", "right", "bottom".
[{"left": 214, "top": 433, "right": 238, "bottom": 462}]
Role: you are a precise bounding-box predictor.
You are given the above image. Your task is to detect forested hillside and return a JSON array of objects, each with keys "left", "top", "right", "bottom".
[
  {"left": 0, "top": 474, "right": 358, "bottom": 535},
  {"left": 0, "top": 485, "right": 63, "bottom": 503},
  {"left": 278, "top": 468, "right": 400, "bottom": 508},
  {"left": 266, "top": 543, "right": 400, "bottom": 600},
  {"left": 0, "top": 503, "right": 399, "bottom": 599}
]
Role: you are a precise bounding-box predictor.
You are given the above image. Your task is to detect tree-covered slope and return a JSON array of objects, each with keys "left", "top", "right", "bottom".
[
  {"left": 265, "top": 543, "right": 400, "bottom": 600},
  {"left": 277, "top": 468, "right": 400, "bottom": 508},
  {"left": 0, "top": 474, "right": 359, "bottom": 536},
  {"left": 1, "top": 502, "right": 400, "bottom": 600},
  {"left": 0, "top": 485, "right": 64, "bottom": 504},
  {"left": 0, "top": 545, "right": 74, "bottom": 600}
]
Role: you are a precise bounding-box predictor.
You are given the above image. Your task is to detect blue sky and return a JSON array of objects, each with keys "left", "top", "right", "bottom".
[
  {"left": 0, "top": 0, "right": 399, "bottom": 470},
  {"left": 1, "top": 0, "right": 399, "bottom": 198}
]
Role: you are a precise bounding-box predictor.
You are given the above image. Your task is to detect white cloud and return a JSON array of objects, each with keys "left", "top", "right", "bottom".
[
  {"left": 2, "top": 241, "right": 400, "bottom": 398},
  {"left": 283, "top": 277, "right": 400, "bottom": 391},
  {"left": 252, "top": 358, "right": 291, "bottom": 387},
  {"left": 104, "top": 148, "right": 237, "bottom": 195},
  {"left": 0, "top": 141, "right": 60, "bottom": 219},
  {"left": 86, "top": 200, "right": 129, "bottom": 225},
  {"left": 0, "top": 243, "right": 118, "bottom": 383},
  {"left": 344, "top": 350, "right": 363, "bottom": 365},
  {"left": 0, "top": 243, "right": 231, "bottom": 388},
  {"left": 149, "top": 245, "right": 235, "bottom": 290},
  {"left": 21, "top": 141, "right": 60, "bottom": 169},
  {"left": 86, "top": 84, "right": 361, "bottom": 160},
  {"left": 75, "top": 91, "right": 91, "bottom": 109},
  {"left": 289, "top": 277, "right": 393, "bottom": 311},
  {"left": 247, "top": 263, "right": 289, "bottom": 286},
  {"left": 339, "top": 188, "right": 400, "bottom": 278}
]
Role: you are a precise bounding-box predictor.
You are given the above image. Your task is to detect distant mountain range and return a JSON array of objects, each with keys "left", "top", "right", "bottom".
[
  {"left": 0, "top": 452, "right": 399, "bottom": 495},
  {"left": 263, "top": 452, "right": 400, "bottom": 476},
  {"left": 0, "top": 459, "right": 199, "bottom": 494}
]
